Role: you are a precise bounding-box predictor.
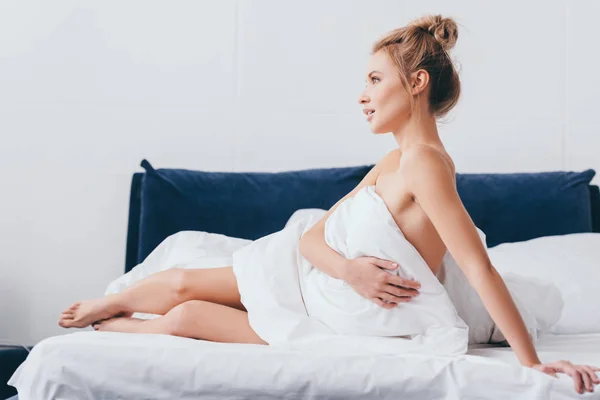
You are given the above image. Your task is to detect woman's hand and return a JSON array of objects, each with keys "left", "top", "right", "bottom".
[
  {"left": 532, "top": 361, "right": 600, "bottom": 394},
  {"left": 343, "top": 256, "right": 420, "bottom": 308}
]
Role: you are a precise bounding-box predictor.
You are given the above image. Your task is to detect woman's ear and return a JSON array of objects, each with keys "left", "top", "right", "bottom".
[{"left": 410, "top": 69, "right": 429, "bottom": 95}]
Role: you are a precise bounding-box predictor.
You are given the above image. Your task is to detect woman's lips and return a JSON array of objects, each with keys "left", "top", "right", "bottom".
[{"left": 367, "top": 111, "right": 375, "bottom": 122}]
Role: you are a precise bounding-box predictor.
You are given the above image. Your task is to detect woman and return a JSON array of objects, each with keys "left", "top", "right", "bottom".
[{"left": 59, "top": 14, "right": 599, "bottom": 394}]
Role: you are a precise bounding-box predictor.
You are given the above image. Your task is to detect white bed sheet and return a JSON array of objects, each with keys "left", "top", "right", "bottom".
[{"left": 8, "top": 331, "right": 600, "bottom": 399}]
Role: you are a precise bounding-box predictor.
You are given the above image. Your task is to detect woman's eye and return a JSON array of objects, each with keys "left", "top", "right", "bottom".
[{"left": 371, "top": 77, "right": 380, "bottom": 84}]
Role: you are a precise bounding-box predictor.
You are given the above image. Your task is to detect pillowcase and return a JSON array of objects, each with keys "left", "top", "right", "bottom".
[
  {"left": 487, "top": 232, "right": 600, "bottom": 334},
  {"left": 285, "top": 208, "right": 327, "bottom": 228},
  {"left": 438, "top": 228, "right": 561, "bottom": 344}
]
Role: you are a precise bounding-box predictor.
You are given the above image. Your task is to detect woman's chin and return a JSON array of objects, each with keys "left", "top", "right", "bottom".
[{"left": 369, "top": 125, "right": 387, "bottom": 135}]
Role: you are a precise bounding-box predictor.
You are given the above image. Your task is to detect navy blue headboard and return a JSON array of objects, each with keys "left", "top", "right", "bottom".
[
  {"left": 124, "top": 167, "right": 600, "bottom": 273},
  {"left": 125, "top": 172, "right": 144, "bottom": 273},
  {"left": 590, "top": 184, "right": 600, "bottom": 232}
]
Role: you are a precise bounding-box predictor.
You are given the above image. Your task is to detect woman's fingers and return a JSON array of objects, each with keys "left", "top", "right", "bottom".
[
  {"left": 579, "top": 367, "right": 594, "bottom": 393},
  {"left": 583, "top": 366, "right": 600, "bottom": 384},
  {"left": 569, "top": 369, "right": 584, "bottom": 394},
  {"left": 536, "top": 362, "right": 600, "bottom": 393},
  {"left": 378, "top": 292, "right": 411, "bottom": 305},
  {"left": 372, "top": 297, "right": 396, "bottom": 309},
  {"left": 371, "top": 257, "right": 398, "bottom": 270},
  {"left": 386, "top": 274, "right": 421, "bottom": 290},
  {"left": 384, "top": 284, "right": 419, "bottom": 299},
  {"left": 368, "top": 258, "right": 422, "bottom": 290},
  {"left": 561, "top": 363, "right": 584, "bottom": 394}
]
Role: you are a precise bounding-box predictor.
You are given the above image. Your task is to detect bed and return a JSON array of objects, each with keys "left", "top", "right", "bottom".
[{"left": 6, "top": 159, "right": 600, "bottom": 399}]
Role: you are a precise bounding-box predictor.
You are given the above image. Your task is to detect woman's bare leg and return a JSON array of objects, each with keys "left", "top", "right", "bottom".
[
  {"left": 92, "top": 300, "right": 267, "bottom": 345},
  {"left": 58, "top": 267, "right": 243, "bottom": 328}
]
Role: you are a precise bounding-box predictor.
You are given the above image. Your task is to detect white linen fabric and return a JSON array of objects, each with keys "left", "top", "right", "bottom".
[
  {"left": 233, "top": 185, "right": 559, "bottom": 353},
  {"left": 488, "top": 232, "right": 600, "bottom": 334},
  {"left": 104, "top": 230, "right": 251, "bottom": 320},
  {"left": 284, "top": 208, "right": 326, "bottom": 228},
  {"left": 9, "top": 331, "right": 600, "bottom": 399}
]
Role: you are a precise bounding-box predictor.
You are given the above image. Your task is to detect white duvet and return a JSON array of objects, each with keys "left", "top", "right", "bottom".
[{"left": 233, "top": 185, "right": 560, "bottom": 354}]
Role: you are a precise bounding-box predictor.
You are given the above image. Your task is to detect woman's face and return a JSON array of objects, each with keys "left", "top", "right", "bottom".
[{"left": 358, "top": 50, "right": 413, "bottom": 134}]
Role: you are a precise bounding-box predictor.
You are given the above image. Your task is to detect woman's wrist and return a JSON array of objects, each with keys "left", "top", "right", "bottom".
[
  {"left": 515, "top": 335, "right": 542, "bottom": 368},
  {"left": 299, "top": 231, "right": 353, "bottom": 280},
  {"left": 522, "top": 358, "right": 542, "bottom": 368},
  {"left": 518, "top": 349, "right": 542, "bottom": 368},
  {"left": 339, "top": 258, "right": 354, "bottom": 281}
]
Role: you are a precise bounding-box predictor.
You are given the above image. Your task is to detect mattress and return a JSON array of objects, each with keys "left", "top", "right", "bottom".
[{"left": 8, "top": 331, "right": 600, "bottom": 399}]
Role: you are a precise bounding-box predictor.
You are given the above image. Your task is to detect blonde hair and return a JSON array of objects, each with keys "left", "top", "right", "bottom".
[{"left": 372, "top": 15, "right": 460, "bottom": 118}]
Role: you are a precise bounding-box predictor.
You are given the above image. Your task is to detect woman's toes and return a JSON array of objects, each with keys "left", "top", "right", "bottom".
[
  {"left": 66, "top": 304, "right": 80, "bottom": 312},
  {"left": 58, "top": 311, "right": 78, "bottom": 327},
  {"left": 60, "top": 303, "right": 79, "bottom": 315},
  {"left": 58, "top": 318, "right": 71, "bottom": 328},
  {"left": 92, "top": 319, "right": 110, "bottom": 331}
]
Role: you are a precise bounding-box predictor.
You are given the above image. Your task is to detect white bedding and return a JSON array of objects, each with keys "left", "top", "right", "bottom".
[
  {"left": 232, "top": 185, "right": 469, "bottom": 355},
  {"left": 9, "top": 331, "right": 600, "bottom": 399},
  {"left": 232, "top": 185, "right": 557, "bottom": 353}
]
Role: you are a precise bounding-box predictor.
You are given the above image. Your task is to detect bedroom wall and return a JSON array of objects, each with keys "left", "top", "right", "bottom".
[{"left": 1, "top": 0, "right": 598, "bottom": 345}]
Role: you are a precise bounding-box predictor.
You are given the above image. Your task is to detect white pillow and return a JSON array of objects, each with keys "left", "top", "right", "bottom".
[
  {"left": 438, "top": 228, "right": 557, "bottom": 344},
  {"left": 285, "top": 208, "right": 327, "bottom": 228},
  {"left": 488, "top": 233, "right": 600, "bottom": 334}
]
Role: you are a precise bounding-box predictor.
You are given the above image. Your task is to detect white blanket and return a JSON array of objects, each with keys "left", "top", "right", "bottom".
[{"left": 232, "top": 185, "right": 562, "bottom": 355}]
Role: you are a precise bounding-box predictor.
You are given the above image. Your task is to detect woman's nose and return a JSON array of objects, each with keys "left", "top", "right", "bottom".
[{"left": 358, "top": 91, "right": 369, "bottom": 105}]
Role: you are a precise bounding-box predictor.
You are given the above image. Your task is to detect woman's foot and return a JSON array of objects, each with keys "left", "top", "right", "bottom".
[
  {"left": 58, "top": 297, "right": 130, "bottom": 328},
  {"left": 92, "top": 317, "right": 146, "bottom": 333}
]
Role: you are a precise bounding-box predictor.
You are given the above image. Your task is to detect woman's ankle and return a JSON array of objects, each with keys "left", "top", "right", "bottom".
[{"left": 105, "top": 294, "right": 127, "bottom": 315}]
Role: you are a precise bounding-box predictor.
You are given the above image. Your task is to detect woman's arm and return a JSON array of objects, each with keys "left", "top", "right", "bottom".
[
  {"left": 299, "top": 157, "right": 384, "bottom": 279},
  {"left": 400, "top": 145, "right": 542, "bottom": 365},
  {"left": 402, "top": 146, "right": 600, "bottom": 393},
  {"left": 299, "top": 149, "right": 422, "bottom": 306}
]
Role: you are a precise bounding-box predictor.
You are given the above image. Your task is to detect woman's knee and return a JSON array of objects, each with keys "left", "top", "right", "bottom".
[
  {"left": 167, "top": 268, "right": 191, "bottom": 302},
  {"left": 164, "top": 300, "right": 204, "bottom": 337}
]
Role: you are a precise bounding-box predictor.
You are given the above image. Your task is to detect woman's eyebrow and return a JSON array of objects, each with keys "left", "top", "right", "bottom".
[{"left": 365, "top": 70, "right": 383, "bottom": 82}]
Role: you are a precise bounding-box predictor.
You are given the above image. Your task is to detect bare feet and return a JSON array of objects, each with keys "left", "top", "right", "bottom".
[
  {"left": 58, "top": 297, "right": 130, "bottom": 328},
  {"left": 92, "top": 317, "right": 146, "bottom": 333}
]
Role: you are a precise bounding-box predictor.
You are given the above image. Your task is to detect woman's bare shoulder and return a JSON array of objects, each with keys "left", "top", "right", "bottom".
[
  {"left": 379, "top": 148, "right": 401, "bottom": 167},
  {"left": 399, "top": 144, "right": 456, "bottom": 182}
]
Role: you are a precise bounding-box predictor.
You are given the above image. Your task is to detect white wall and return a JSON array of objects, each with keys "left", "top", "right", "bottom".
[{"left": 1, "top": 0, "right": 599, "bottom": 345}]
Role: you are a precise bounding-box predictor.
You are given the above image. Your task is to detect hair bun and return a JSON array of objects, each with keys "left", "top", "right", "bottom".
[{"left": 410, "top": 15, "right": 458, "bottom": 51}]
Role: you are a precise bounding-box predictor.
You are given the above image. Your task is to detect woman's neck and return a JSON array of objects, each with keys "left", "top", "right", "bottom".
[{"left": 392, "top": 109, "right": 442, "bottom": 153}]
